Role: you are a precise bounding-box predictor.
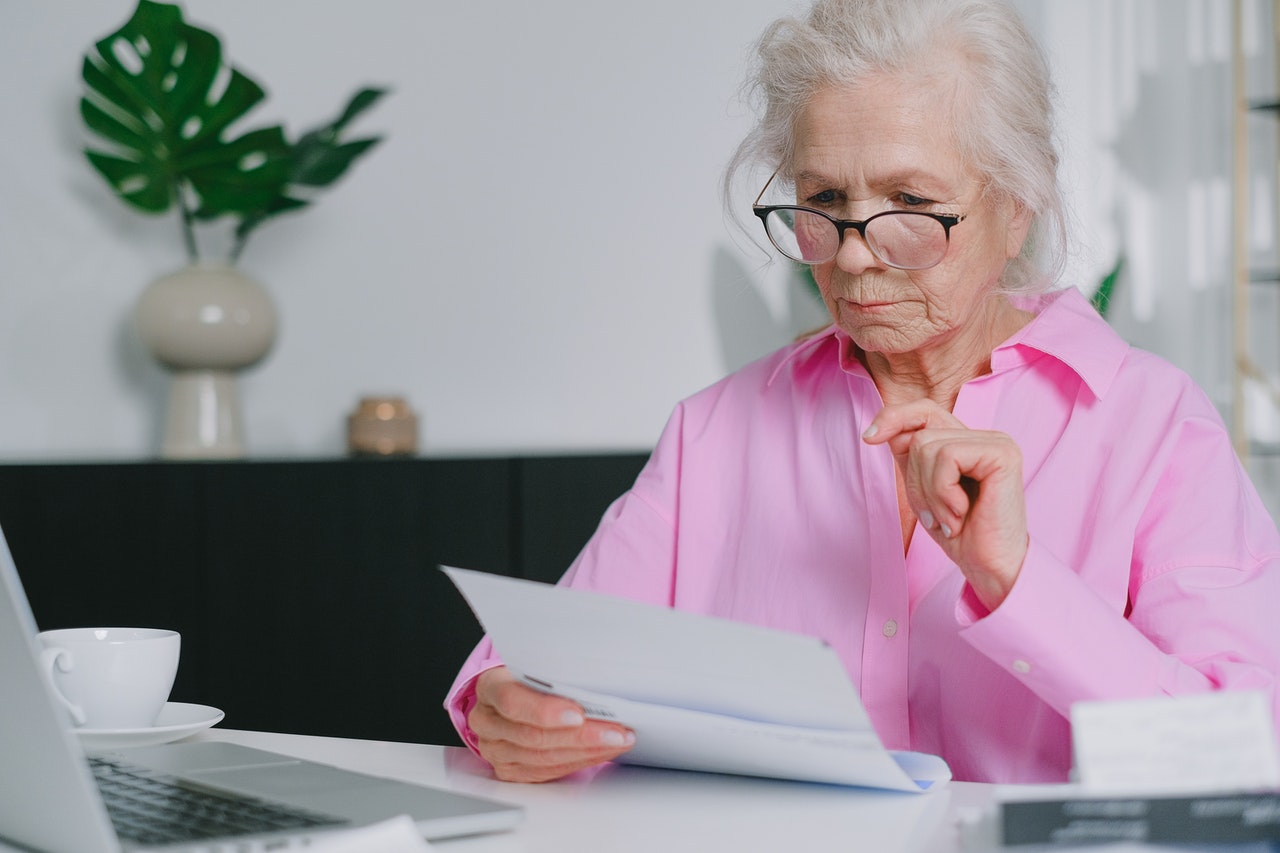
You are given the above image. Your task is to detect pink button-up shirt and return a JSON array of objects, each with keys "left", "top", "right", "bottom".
[{"left": 445, "top": 286, "right": 1280, "bottom": 783}]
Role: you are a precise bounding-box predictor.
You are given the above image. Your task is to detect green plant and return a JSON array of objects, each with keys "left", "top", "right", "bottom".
[
  {"left": 80, "top": 0, "right": 386, "bottom": 263},
  {"left": 1091, "top": 255, "right": 1124, "bottom": 317}
]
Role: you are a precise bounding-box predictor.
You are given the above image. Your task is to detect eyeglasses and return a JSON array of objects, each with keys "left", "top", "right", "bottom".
[{"left": 752, "top": 173, "right": 965, "bottom": 270}]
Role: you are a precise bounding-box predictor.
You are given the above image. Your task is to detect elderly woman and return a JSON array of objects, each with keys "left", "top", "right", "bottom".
[{"left": 446, "top": 0, "right": 1280, "bottom": 784}]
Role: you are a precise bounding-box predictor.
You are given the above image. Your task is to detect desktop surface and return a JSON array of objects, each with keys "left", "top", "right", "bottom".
[
  {"left": 4, "top": 726, "right": 1258, "bottom": 853},
  {"left": 189, "top": 729, "right": 976, "bottom": 852}
]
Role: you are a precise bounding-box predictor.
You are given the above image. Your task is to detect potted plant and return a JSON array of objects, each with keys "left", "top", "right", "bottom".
[{"left": 80, "top": 0, "right": 386, "bottom": 458}]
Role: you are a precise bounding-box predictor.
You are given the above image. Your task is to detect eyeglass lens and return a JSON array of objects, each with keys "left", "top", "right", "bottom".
[{"left": 765, "top": 209, "right": 950, "bottom": 270}]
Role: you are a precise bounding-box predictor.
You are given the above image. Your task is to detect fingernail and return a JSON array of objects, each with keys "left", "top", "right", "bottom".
[
  {"left": 600, "top": 729, "right": 635, "bottom": 747},
  {"left": 560, "top": 710, "right": 585, "bottom": 726},
  {"left": 919, "top": 510, "right": 935, "bottom": 529},
  {"left": 862, "top": 424, "right": 879, "bottom": 438},
  {"left": 941, "top": 523, "right": 953, "bottom": 538}
]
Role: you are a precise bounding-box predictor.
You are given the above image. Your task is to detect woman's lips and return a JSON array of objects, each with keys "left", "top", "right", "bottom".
[{"left": 843, "top": 297, "right": 896, "bottom": 310}]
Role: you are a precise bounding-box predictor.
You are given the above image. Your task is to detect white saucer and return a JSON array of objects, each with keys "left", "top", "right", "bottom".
[{"left": 76, "top": 702, "right": 225, "bottom": 751}]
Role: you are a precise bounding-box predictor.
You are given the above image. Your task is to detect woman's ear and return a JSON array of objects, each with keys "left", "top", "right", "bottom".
[{"left": 1005, "top": 199, "right": 1033, "bottom": 260}]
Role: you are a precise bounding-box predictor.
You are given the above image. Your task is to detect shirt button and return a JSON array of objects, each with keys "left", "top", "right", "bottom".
[
  {"left": 1012, "top": 659, "right": 1032, "bottom": 674},
  {"left": 882, "top": 619, "right": 898, "bottom": 638}
]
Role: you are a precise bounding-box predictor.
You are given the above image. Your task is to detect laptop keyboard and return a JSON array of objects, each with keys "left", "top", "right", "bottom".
[{"left": 90, "top": 755, "right": 348, "bottom": 845}]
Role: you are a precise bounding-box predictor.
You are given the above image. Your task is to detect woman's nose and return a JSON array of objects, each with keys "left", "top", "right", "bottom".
[{"left": 832, "top": 228, "right": 885, "bottom": 275}]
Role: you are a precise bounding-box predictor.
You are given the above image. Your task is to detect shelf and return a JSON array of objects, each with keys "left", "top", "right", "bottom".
[
  {"left": 0, "top": 453, "right": 649, "bottom": 745},
  {"left": 1232, "top": 0, "right": 1280, "bottom": 459},
  {"left": 1250, "top": 441, "right": 1280, "bottom": 457}
]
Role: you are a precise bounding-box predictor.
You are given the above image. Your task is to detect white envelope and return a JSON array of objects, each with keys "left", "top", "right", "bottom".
[{"left": 443, "top": 566, "right": 949, "bottom": 792}]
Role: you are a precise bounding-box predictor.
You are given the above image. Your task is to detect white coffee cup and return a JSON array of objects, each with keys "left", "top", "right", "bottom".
[{"left": 36, "top": 627, "right": 181, "bottom": 730}]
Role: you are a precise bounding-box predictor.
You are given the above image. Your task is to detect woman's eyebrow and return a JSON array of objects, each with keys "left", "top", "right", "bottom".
[
  {"left": 792, "top": 169, "right": 838, "bottom": 188},
  {"left": 793, "top": 167, "right": 949, "bottom": 192}
]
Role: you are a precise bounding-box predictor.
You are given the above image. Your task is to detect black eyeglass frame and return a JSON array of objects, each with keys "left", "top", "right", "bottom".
[{"left": 751, "top": 172, "right": 966, "bottom": 270}]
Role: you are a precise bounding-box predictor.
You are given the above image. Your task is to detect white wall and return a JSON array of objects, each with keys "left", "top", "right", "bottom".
[
  {"left": 1027, "top": 0, "right": 1236, "bottom": 413},
  {"left": 0, "top": 0, "right": 826, "bottom": 460},
  {"left": 0, "top": 0, "right": 1237, "bottom": 462}
]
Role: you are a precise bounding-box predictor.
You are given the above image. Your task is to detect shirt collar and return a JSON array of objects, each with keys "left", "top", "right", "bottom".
[
  {"left": 766, "top": 325, "right": 847, "bottom": 386},
  {"left": 998, "top": 286, "right": 1127, "bottom": 400},
  {"left": 767, "top": 286, "right": 1127, "bottom": 400}
]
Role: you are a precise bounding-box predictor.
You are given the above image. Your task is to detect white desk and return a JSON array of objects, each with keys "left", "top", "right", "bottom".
[{"left": 190, "top": 728, "right": 990, "bottom": 852}]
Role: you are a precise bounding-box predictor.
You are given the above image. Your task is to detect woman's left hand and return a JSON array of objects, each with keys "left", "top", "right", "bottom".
[{"left": 863, "top": 399, "right": 1028, "bottom": 611}]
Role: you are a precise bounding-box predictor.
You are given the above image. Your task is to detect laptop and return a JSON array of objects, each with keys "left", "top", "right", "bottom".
[{"left": 0, "top": 525, "right": 523, "bottom": 852}]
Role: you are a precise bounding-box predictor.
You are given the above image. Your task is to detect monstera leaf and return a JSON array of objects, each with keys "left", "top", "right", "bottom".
[
  {"left": 81, "top": 0, "right": 290, "bottom": 227},
  {"left": 233, "top": 87, "right": 386, "bottom": 258},
  {"left": 79, "top": 0, "right": 385, "bottom": 262}
]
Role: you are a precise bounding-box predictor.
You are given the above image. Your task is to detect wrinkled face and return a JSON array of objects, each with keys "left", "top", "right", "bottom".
[{"left": 791, "top": 75, "right": 1030, "bottom": 358}]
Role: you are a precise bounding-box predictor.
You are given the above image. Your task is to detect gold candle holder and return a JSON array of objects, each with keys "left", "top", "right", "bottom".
[{"left": 346, "top": 396, "right": 419, "bottom": 456}]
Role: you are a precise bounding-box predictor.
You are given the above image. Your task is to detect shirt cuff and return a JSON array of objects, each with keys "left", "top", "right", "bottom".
[
  {"left": 956, "top": 538, "right": 1169, "bottom": 717},
  {"left": 443, "top": 639, "right": 505, "bottom": 757}
]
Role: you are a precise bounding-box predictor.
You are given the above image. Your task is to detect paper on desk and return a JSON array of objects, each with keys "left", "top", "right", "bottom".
[
  {"left": 1070, "top": 691, "right": 1280, "bottom": 794},
  {"left": 534, "top": 677, "right": 950, "bottom": 791},
  {"left": 443, "top": 566, "right": 950, "bottom": 792},
  {"left": 305, "top": 815, "right": 434, "bottom": 852}
]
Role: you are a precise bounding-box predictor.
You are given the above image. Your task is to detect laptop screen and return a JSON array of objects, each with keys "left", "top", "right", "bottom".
[{"left": 0, "top": 526, "right": 122, "bottom": 852}]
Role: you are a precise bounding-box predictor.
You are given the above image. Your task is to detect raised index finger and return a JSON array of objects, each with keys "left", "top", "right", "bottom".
[{"left": 862, "top": 399, "right": 965, "bottom": 446}]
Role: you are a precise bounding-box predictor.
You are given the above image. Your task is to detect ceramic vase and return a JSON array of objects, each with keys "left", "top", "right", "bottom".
[{"left": 134, "top": 263, "right": 278, "bottom": 459}]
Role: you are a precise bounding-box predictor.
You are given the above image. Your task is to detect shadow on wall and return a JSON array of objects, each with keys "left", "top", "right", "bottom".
[
  {"left": 1098, "top": 8, "right": 1232, "bottom": 402},
  {"left": 114, "top": 308, "right": 169, "bottom": 455},
  {"left": 710, "top": 245, "right": 830, "bottom": 375}
]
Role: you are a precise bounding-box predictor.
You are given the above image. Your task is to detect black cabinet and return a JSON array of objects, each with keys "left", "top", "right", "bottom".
[{"left": 0, "top": 454, "right": 648, "bottom": 747}]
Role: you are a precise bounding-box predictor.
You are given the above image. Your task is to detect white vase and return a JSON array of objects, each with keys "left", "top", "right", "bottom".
[{"left": 134, "top": 263, "right": 278, "bottom": 459}]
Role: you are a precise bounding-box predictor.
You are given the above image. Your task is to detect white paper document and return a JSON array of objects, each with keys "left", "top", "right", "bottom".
[
  {"left": 305, "top": 815, "right": 435, "bottom": 853},
  {"left": 1070, "top": 691, "right": 1280, "bottom": 794},
  {"left": 442, "top": 566, "right": 950, "bottom": 792}
]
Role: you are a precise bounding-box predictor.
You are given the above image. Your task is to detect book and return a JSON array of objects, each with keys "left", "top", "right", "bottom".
[{"left": 996, "top": 788, "right": 1280, "bottom": 846}]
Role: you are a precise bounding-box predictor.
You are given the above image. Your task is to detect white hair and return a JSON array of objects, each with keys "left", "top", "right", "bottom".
[{"left": 725, "top": 0, "right": 1067, "bottom": 292}]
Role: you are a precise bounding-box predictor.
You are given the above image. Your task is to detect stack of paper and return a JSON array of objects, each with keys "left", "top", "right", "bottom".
[{"left": 443, "top": 566, "right": 950, "bottom": 792}]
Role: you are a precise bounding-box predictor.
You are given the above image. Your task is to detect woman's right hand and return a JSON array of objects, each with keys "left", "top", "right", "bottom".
[{"left": 468, "top": 666, "right": 637, "bottom": 782}]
